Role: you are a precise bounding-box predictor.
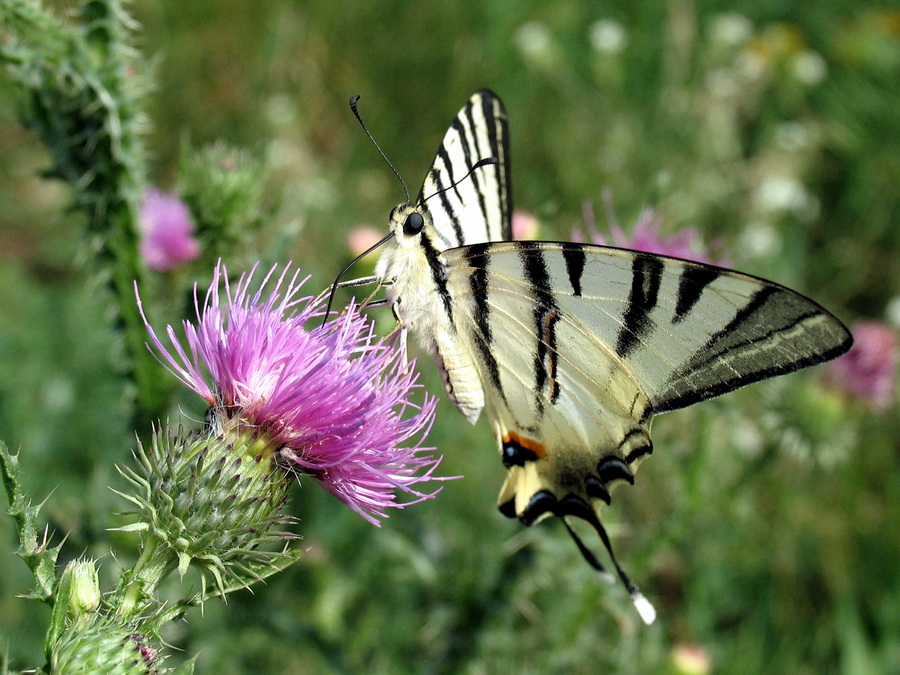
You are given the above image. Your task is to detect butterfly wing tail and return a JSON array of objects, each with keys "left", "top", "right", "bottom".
[
  {"left": 562, "top": 515, "right": 657, "bottom": 625},
  {"left": 494, "top": 435, "right": 657, "bottom": 625}
]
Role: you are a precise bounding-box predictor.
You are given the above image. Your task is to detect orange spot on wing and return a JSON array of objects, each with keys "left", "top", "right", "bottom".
[{"left": 503, "top": 430, "right": 547, "bottom": 459}]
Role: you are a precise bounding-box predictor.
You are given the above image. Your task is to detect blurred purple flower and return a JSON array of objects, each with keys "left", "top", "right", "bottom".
[
  {"left": 139, "top": 188, "right": 200, "bottom": 271},
  {"left": 512, "top": 209, "right": 540, "bottom": 240},
  {"left": 136, "top": 261, "right": 447, "bottom": 524},
  {"left": 825, "top": 321, "right": 897, "bottom": 409},
  {"left": 576, "top": 190, "right": 729, "bottom": 266},
  {"left": 347, "top": 225, "right": 384, "bottom": 257}
]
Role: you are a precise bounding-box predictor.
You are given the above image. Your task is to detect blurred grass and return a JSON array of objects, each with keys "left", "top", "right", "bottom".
[{"left": 1, "top": 0, "right": 898, "bottom": 673}]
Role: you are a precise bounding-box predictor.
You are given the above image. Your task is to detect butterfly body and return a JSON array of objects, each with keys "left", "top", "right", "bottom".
[
  {"left": 366, "top": 89, "right": 851, "bottom": 622},
  {"left": 376, "top": 203, "right": 487, "bottom": 422}
]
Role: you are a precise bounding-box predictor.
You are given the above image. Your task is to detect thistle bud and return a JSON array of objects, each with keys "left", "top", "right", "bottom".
[
  {"left": 117, "top": 423, "right": 296, "bottom": 597},
  {"left": 51, "top": 616, "right": 165, "bottom": 675},
  {"left": 63, "top": 558, "right": 101, "bottom": 620}
]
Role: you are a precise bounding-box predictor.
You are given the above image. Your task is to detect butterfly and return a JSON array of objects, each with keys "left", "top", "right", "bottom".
[{"left": 347, "top": 89, "right": 852, "bottom": 623}]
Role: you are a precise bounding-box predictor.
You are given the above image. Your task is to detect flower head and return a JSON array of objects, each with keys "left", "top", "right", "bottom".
[
  {"left": 577, "top": 190, "right": 729, "bottom": 266},
  {"left": 825, "top": 321, "right": 897, "bottom": 409},
  {"left": 139, "top": 187, "right": 200, "bottom": 271},
  {"left": 136, "top": 262, "right": 445, "bottom": 524}
]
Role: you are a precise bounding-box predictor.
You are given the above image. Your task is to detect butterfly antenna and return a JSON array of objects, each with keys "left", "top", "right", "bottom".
[
  {"left": 350, "top": 94, "right": 410, "bottom": 204},
  {"left": 323, "top": 231, "right": 395, "bottom": 320},
  {"left": 420, "top": 157, "right": 499, "bottom": 204},
  {"left": 563, "top": 514, "right": 657, "bottom": 625}
]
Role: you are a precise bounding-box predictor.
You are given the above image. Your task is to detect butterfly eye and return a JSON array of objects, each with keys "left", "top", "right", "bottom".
[{"left": 403, "top": 212, "right": 425, "bottom": 236}]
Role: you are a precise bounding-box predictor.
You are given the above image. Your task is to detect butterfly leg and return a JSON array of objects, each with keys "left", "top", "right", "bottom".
[
  {"left": 313, "top": 274, "right": 382, "bottom": 306},
  {"left": 384, "top": 300, "right": 408, "bottom": 346},
  {"left": 378, "top": 305, "right": 413, "bottom": 376},
  {"left": 359, "top": 279, "right": 393, "bottom": 311}
]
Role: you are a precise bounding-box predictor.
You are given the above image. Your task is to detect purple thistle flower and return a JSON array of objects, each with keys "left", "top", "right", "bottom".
[
  {"left": 139, "top": 188, "right": 201, "bottom": 271},
  {"left": 825, "top": 321, "right": 897, "bottom": 409},
  {"left": 136, "top": 261, "right": 447, "bottom": 524},
  {"left": 576, "top": 190, "right": 729, "bottom": 266}
]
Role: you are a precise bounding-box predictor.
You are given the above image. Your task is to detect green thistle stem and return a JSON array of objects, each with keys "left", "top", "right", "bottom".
[
  {"left": 0, "top": 0, "right": 170, "bottom": 427},
  {"left": 117, "top": 535, "right": 174, "bottom": 618}
]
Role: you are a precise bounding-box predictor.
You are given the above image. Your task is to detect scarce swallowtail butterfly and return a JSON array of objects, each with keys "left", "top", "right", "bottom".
[{"left": 343, "top": 89, "right": 852, "bottom": 624}]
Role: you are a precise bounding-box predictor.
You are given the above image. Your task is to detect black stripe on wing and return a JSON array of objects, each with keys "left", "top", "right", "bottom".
[
  {"left": 432, "top": 144, "right": 467, "bottom": 247},
  {"left": 519, "top": 244, "right": 562, "bottom": 411},
  {"left": 656, "top": 285, "right": 852, "bottom": 412},
  {"left": 418, "top": 90, "right": 512, "bottom": 249},
  {"left": 615, "top": 254, "right": 664, "bottom": 359},
  {"left": 468, "top": 242, "right": 505, "bottom": 394},
  {"left": 563, "top": 246, "right": 586, "bottom": 297},
  {"left": 461, "top": 102, "right": 493, "bottom": 243},
  {"left": 420, "top": 230, "right": 455, "bottom": 323},
  {"left": 478, "top": 90, "right": 513, "bottom": 241},
  {"left": 673, "top": 264, "right": 720, "bottom": 323}
]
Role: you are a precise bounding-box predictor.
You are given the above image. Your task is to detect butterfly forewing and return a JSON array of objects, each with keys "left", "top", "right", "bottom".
[
  {"left": 419, "top": 90, "right": 512, "bottom": 249},
  {"left": 441, "top": 241, "right": 852, "bottom": 416}
]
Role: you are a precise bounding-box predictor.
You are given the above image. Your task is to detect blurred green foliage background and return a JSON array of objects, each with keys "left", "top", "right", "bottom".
[{"left": 1, "top": 0, "right": 898, "bottom": 673}]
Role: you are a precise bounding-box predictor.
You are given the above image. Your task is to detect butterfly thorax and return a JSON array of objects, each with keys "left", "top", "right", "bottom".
[{"left": 375, "top": 203, "right": 486, "bottom": 423}]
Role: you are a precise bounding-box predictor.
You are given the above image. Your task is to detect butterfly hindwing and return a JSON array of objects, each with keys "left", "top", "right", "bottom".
[{"left": 419, "top": 89, "right": 512, "bottom": 249}]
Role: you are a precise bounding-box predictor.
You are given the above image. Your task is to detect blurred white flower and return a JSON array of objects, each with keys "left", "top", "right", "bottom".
[
  {"left": 515, "top": 22, "right": 552, "bottom": 60},
  {"left": 756, "top": 175, "right": 812, "bottom": 214},
  {"left": 774, "top": 121, "right": 812, "bottom": 152},
  {"left": 731, "top": 417, "right": 765, "bottom": 459},
  {"left": 738, "top": 221, "right": 782, "bottom": 258},
  {"left": 43, "top": 376, "right": 75, "bottom": 413},
  {"left": 710, "top": 13, "right": 753, "bottom": 47},
  {"left": 264, "top": 93, "right": 298, "bottom": 127},
  {"left": 589, "top": 19, "right": 628, "bottom": 54},
  {"left": 706, "top": 67, "right": 741, "bottom": 98},
  {"left": 792, "top": 51, "right": 828, "bottom": 85}
]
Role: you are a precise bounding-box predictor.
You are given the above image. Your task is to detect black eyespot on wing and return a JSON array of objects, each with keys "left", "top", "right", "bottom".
[
  {"left": 501, "top": 437, "right": 542, "bottom": 468},
  {"left": 404, "top": 211, "right": 425, "bottom": 236}
]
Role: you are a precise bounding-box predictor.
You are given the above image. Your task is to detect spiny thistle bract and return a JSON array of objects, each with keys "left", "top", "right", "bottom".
[
  {"left": 50, "top": 615, "right": 166, "bottom": 675},
  {"left": 115, "top": 425, "right": 297, "bottom": 600}
]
